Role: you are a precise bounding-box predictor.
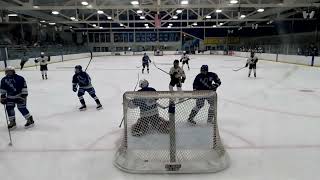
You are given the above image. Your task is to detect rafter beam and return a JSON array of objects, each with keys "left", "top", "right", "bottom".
[
  {"left": 1, "top": 17, "right": 311, "bottom": 25},
  {"left": 2, "top": 3, "right": 320, "bottom": 10}
]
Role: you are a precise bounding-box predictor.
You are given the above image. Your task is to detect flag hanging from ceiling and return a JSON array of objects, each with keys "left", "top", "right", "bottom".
[{"left": 155, "top": 14, "right": 161, "bottom": 28}]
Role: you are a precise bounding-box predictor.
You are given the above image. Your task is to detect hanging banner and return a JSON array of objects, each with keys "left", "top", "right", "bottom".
[
  {"left": 204, "top": 37, "right": 240, "bottom": 45},
  {"left": 155, "top": 14, "right": 161, "bottom": 28}
]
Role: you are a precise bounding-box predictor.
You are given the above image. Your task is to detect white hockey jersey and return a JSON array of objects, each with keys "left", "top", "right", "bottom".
[
  {"left": 180, "top": 54, "right": 190, "bottom": 62},
  {"left": 169, "top": 66, "right": 186, "bottom": 79},
  {"left": 37, "top": 57, "right": 49, "bottom": 65},
  {"left": 246, "top": 56, "right": 258, "bottom": 65}
]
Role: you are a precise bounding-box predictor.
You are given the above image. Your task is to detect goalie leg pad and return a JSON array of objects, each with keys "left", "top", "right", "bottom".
[
  {"left": 150, "top": 115, "right": 170, "bottom": 133},
  {"left": 131, "top": 117, "right": 150, "bottom": 136}
]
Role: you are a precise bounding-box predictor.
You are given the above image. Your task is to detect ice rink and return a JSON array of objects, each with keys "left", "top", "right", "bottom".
[{"left": 0, "top": 54, "right": 319, "bottom": 180}]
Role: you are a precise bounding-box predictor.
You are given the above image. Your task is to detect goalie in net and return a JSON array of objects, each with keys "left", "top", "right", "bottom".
[
  {"left": 128, "top": 79, "right": 169, "bottom": 136},
  {"left": 114, "top": 67, "right": 229, "bottom": 173},
  {"left": 154, "top": 49, "right": 164, "bottom": 56}
]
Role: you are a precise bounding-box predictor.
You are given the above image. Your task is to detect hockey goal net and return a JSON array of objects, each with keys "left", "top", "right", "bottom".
[
  {"left": 154, "top": 50, "right": 164, "bottom": 56},
  {"left": 114, "top": 91, "right": 230, "bottom": 174}
]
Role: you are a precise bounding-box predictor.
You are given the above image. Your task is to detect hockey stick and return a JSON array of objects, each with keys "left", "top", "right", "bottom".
[
  {"left": 152, "top": 61, "right": 170, "bottom": 75},
  {"left": 119, "top": 72, "right": 140, "bottom": 128},
  {"left": 34, "top": 58, "right": 37, "bottom": 70},
  {"left": 157, "top": 98, "right": 192, "bottom": 109},
  {"left": 133, "top": 72, "right": 140, "bottom": 91},
  {"left": 233, "top": 66, "right": 246, "bottom": 71},
  {"left": 3, "top": 105, "right": 13, "bottom": 146},
  {"left": 84, "top": 50, "right": 93, "bottom": 72}
]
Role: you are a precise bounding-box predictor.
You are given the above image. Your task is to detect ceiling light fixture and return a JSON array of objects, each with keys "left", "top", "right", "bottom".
[
  {"left": 140, "top": 16, "right": 145, "bottom": 19},
  {"left": 51, "top": 11, "right": 59, "bottom": 15},
  {"left": 81, "top": 1, "right": 88, "bottom": 6},
  {"left": 70, "top": 17, "right": 76, "bottom": 20},
  {"left": 131, "top": 1, "right": 139, "bottom": 5},
  {"left": 176, "top": 9, "right": 183, "bottom": 14},
  {"left": 240, "top": 14, "right": 246, "bottom": 18},
  {"left": 216, "top": 9, "right": 222, "bottom": 13},
  {"left": 206, "top": 15, "right": 211, "bottom": 19},
  {"left": 97, "top": 10, "right": 104, "bottom": 14},
  {"left": 49, "top": 22, "right": 56, "bottom": 25},
  {"left": 8, "top": 14, "right": 18, "bottom": 17},
  {"left": 137, "top": 10, "right": 143, "bottom": 13},
  {"left": 181, "top": 0, "right": 188, "bottom": 5},
  {"left": 230, "top": 0, "right": 238, "bottom": 4},
  {"left": 173, "top": 15, "right": 178, "bottom": 19},
  {"left": 257, "top": 8, "right": 265, "bottom": 12},
  {"left": 107, "top": 16, "right": 112, "bottom": 19}
]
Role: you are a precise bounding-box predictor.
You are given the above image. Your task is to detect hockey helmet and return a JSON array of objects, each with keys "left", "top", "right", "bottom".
[
  {"left": 143, "top": 53, "right": 147, "bottom": 56},
  {"left": 201, "top": 65, "right": 209, "bottom": 72},
  {"left": 40, "top": 52, "right": 45, "bottom": 56},
  {"left": 139, "top": 79, "right": 149, "bottom": 88},
  {"left": 183, "top": 51, "right": 186, "bottom": 54},
  {"left": 75, "top": 65, "right": 82, "bottom": 72},
  {"left": 5, "top": 66, "right": 15, "bottom": 75},
  {"left": 173, "top": 59, "right": 179, "bottom": 64}
]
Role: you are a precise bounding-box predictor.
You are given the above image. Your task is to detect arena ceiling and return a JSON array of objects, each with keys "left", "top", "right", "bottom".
[{"left": 0, "top": 0, "right": 319, "bottom": 30}]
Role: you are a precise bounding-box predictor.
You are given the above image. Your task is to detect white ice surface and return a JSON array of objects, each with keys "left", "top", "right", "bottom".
[{"left": 0, "top": 55, "right": 320, "bottom": 180}]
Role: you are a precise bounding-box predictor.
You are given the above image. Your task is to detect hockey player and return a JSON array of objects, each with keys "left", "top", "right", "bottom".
[
  {"left": 188, "top": 65, "right": 221, "bottom": 125},
  {"left": 72, "top": 65, "right": 102, "bottom": 111},
  {"left": 180, "top": 51, "right": 190, "bottom": 70},
  {"left": 0, "top": 66, "right": 34, "bottom": 129},
  {"left": 169, "top": 60, "right": 186, "bottom": 91},
  {"left": 142, "top": 53, "right": 152, "bottom": 74},
  {"left": 128, "top": 79, "right": 169, "bottom": 136},
  {"left": 245, "top": 51, "right": 258, "bottom": 78},
  {"left": 35, "top": 52, "right": 50, "bottom": 80},
  {"left": 20, "top": 52, "right": 29, "bottom": 70}
]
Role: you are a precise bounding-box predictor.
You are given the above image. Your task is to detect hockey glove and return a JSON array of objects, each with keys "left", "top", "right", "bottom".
[
  {"left": 18, "top": 95, "right": 27, "bottom": 103},
  {"left": 73, "top": 86, "right": 77, "bottom": 92},
  {"left": 245, "top": 63, "right": 248, "bottom": 67},
  {"left": 20, "top": 94, "right": 28, "bottom": 99},
  {"left": 34, "top": 59, "right": 39, "bottom": 63},
  {"left": 0, "top": 97, "right": 7, "bottom": 105},
  {"left": 181, "top": 77, "right": 186, "bottom": 83},
  {"left": 211, "top": 84, "right": 219, "bottom": 91}
]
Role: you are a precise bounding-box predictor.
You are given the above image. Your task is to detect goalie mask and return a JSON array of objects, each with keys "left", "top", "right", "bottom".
[{"left": 139, "top": 79, "right": 149, "bottom": 88}]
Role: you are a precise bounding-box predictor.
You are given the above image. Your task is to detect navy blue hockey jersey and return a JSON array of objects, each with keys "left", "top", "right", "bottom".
[
  {"left": 142, "top": 55, "right": 151, "bottom": 64},
  {"left": 0, "top": 74, "right": 28, "bottom": 98},
  {"left": 72, "top": 71, "right": 92, "bottom": 88},
  {"left": 132, "top": 87, "right": 157, "bottom": 114},
  {"left": 193, "top": 72, "right": 221, "bottom": 90}
]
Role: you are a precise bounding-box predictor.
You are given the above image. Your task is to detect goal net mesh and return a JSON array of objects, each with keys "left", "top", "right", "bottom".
[
  {"left": 154, "top": 50, "right": 164, "bottom": 56},
  {"left": 114, "top": 91, "right": 230, "bottom": 174}
]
